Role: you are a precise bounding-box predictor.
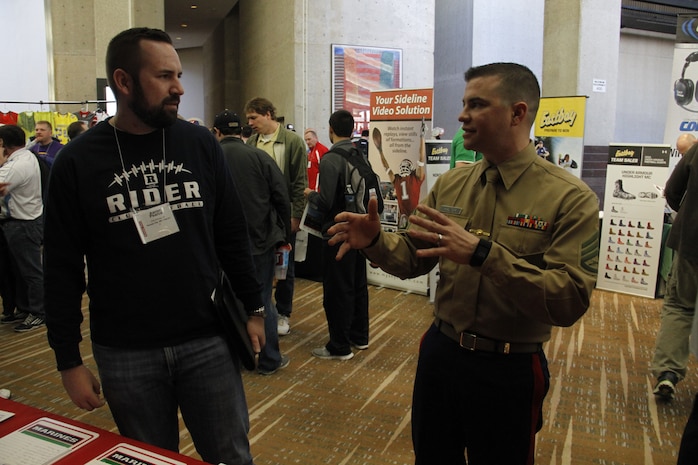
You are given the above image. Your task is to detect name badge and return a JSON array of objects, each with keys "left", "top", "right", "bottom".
[{"left": 132, "top": 203, "right": 180, "bottom": 244}]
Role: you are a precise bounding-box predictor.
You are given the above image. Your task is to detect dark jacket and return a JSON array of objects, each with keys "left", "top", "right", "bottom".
[
  {"left": 43, "top": 119, "right": 263, "bottom": 370},
  {"left": 666, "top": 143, "right": 698, "bottom": 263},
  {"left": 220, "top": 136, "right": 291, "bottom": 254},
  {"left": 306, "top": 139, "right": 354, "bottom": 236}
]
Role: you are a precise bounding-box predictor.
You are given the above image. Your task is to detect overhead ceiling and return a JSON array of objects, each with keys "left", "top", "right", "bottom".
[
  {"left": 163, "top": 0, "right": 698, "bottom": 50},
  {"left": 165, "top": 0, "right": 237, "bottom": 49}
]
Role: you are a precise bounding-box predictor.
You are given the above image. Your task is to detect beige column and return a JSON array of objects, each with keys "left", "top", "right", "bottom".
[
  {"left": 47, "top": 0, "right": 164, "bottom": 112},
  {"left": 543, "top": 0, "right": 621, "bottom": 146}
]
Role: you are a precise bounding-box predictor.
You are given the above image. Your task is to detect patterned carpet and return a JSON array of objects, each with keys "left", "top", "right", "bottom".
[{"left": 0, "top": 279, "right": 694, "bottom": 465}]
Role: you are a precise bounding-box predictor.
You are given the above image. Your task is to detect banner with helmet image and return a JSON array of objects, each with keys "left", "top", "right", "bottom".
[
  {"left": 366, "top": 88, "right": 433, "bottom": 295},
  {"left": 533, "top": 96, "right": 587, "bottom": 179},
  {"left": 664, "top": 14, "right": 698, "bottom": 175},
  {"left": 596, "top": 144, "right": 669, "bottom": 299}
]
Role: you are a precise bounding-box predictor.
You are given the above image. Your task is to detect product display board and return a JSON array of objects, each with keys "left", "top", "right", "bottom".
[
  {"left": 597, "top": 144, "right": 670, "bottom": 298},
  {"left": 366, "top": 88, "right": 433, "bottom": 295},
  {"left": 0, "top": 398, "right": 207, "bottom": 465},
  {"left": 533, "top": 96, "right": 587, "bottom": 178}
]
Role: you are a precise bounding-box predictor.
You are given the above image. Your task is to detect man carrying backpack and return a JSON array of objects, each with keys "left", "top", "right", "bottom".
[{"left": 305, "top": 110, "right": 378, "bottom": 360}]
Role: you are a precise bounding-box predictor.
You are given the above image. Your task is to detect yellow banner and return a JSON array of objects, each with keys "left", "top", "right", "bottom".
[{"left": 535, "top": 96, "right": 586, "bottom": 138}]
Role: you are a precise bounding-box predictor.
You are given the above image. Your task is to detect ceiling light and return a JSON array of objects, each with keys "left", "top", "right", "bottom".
[
  {"left": 190, "top": 5, "right": 198, "bottom": 9},
  {"left": 180, "top": 23, "right": 188, "bottom": 28}
]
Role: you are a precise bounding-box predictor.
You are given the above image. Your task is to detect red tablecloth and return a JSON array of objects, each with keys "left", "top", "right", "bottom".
[{"left": 0, "top": 397, "right": 208, "bottom": 464}]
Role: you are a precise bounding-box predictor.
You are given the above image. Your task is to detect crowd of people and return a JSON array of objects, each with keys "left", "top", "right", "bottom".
[{"left": 2, "top": 25, "right": 697, "bottom": 465}]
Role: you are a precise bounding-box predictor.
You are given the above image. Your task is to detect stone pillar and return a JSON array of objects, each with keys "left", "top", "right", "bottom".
[
  {"left": 47, "top": 0, "right": 164, "bottom": 112},
  {"left": 543, "top": 0, "right": 621, "bottom": 146}
]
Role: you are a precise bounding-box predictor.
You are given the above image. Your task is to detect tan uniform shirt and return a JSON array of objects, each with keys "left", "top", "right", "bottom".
[{"left": 365, "top": 142, "right": 599, "bottom": 344}]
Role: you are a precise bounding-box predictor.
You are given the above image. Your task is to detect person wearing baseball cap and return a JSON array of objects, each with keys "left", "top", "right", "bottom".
[{"left": 213, "top": 109, "right": 292, "bottom": 376}]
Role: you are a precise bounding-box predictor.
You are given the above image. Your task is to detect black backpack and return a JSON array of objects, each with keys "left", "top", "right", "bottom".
[{"left": 332, "top": 146, "right": 384, "bottom": 215}]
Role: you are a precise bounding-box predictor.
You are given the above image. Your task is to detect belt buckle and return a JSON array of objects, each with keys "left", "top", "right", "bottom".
[{"left": 459, "top": 332, "right": 477, "bottom": 351}]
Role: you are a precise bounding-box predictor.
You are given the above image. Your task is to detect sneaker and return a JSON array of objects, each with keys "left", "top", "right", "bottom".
[
  {"left": 14, "top": 314, "right": 45, "bottom": 333},
  {"left": 258, "top": 354, "right": 290, "bottom": 375},
  {"left": 311, "top": 347, "right": 354, "bottom": 360},
  {"left": 1, "top": 312, "right": 27, "bottom": 324},
  {"left": 653, "top": 371, "right": 679, "bottom": 400},
  {"left": 277, "top": 315, "right": 290, "bottom": 336},
  {"left": 350, "top": 341, "right": 369, "bottom": 350},
  {"left": 0, "top": 388, "right": 10, "bottom": 400}
]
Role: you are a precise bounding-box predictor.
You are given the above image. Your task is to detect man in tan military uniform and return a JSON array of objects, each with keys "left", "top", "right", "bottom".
[{"left": 327, "top": 62, "right": 599, "bottom": 465}]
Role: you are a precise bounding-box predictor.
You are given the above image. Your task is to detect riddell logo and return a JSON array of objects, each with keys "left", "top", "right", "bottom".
[
  {"left": 680, "top": 17, "right": 698, "bottom": 41},
  {"left": 679, "top": 120, "right": 698, "bottom": 131}
]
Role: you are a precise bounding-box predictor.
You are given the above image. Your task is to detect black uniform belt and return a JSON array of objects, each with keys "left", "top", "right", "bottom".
[{"left": 434, "top": 317, "right": 542, "bottom": 354}]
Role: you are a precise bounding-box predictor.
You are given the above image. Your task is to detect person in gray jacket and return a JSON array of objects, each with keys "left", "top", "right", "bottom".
[
  {"left": 214, "top": 109, "right": 292, "bottom": 375},
  {"left": 651, "top": 140, "right": 698, "bottom": 400}
]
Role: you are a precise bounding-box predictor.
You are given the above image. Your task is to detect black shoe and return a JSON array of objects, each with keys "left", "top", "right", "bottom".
[
  {"left": 653, "top": 371, "right": 679, "bottom": 400},
  {"left": 14, "top": 314, "right": 45, "bottom": 333},
  {"left": 1, "top": 312, "right": 28, "bottom": 324}
]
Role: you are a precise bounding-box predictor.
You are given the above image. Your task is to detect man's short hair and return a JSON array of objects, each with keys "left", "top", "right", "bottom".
[
  {"left": 106, "top": 27, "right": 173, "bottom": 98},
  {"left": 329, "top": 110, "right": 354, "bottom": 138},
  {"left": 67, "top": 121, "right": 87, "bottom": 140},
  {"left": 0, "top": 125, "right": 27, "bottom": 148},
  {"left": 304, "top": 128, "right": 318, "bottom": 138},
  {"left": 35, "top": 120, "right": 53, "bottom": 131},
  {"left": 464, "top": 62, "right": 540, "bottom": 124},
  {"left": 244, "top": 97, "right": 276, "bottom": 120}
]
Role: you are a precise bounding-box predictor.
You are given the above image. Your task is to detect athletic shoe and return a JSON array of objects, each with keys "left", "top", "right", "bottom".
[
  {"left": 277, "top": 315, "right": 290, "bottom": 336},
  {"left": 1, "top": 312, "right": 27, "bottom": 324},
  {"left": 14, "top": 314, "right": 45, "bottom": 333},
  {"left": 654, "top": 371, "right": 679, "bottom": 400},
  {"left": 311, "top": 347, "right": 354, "bottom": 360},
  {"left": 258, "top": 354, "right": 290, "bottom": 376},
  {"left": 0, "top": 389, "right": 10, "bottom": 400},
  {"left": 350, "top": 341, "right": 369, "bottom": 350}
]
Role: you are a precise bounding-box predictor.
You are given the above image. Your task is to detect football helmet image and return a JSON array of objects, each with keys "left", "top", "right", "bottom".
[{"left": 399, "top": 159, "right": 414, "bottom": 177}]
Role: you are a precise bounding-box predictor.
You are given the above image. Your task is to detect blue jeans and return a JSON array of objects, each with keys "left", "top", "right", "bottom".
[
  {"left": 255, "top": 248, "right": 282, "bottom": 371},
  {"left": 92, "top": 335, "right": 253, "bottom": 465},
  {"left": 1, "top": 218, "right": 43, "bottom": 317},
  {"left": 275, "top": 231, "right": 295, "bottom": 317}
]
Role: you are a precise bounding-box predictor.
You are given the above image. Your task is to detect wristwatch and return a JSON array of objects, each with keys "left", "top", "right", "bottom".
[
  {"left": 249, "top": 306, "right": 267, "bottom": 319},
  {"left": 470, "top": 239, "right": 492, "bottom": 267}
]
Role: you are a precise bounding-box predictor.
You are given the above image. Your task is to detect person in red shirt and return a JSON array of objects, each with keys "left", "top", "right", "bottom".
[{"left": 304, "top": 128, "right": 328, "bottom": 191}]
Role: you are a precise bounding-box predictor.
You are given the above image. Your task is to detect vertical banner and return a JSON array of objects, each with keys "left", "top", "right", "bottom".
[
  {"left": 596, "top": 144, "right": 670, "bottom": 298},
  {"left": 534, "top": 96, "right": 587, "bottom": 178},
  {"left": 425, "top": 140, "right": 452, "bottom": 302},
  {"left": 366, "top": 88, "right": 433, "bottom": 295},
  {"left": 664, "top": 15, "right": 698, "bottom": 174}
]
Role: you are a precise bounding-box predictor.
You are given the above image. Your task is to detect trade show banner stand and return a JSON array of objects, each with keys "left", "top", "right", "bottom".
[
  {"left": 663, "top": 14, "right": 698, "bottom": 169},
  {"left": 533, "top": 96, "right": 587, "bottom": 178},
  {"left": 596, "top": 144, "right": 670, "bottom": 298},
  {"left": 424, "top": 139, "right": 452, "bottom": 302},
  {"left": 366, "top": 88, "right": 433, "bottom": 295}
]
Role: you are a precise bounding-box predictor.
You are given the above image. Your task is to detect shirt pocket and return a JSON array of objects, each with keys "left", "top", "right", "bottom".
[{"left": 495, "top": 224, "right": 552, "bottom": 268}]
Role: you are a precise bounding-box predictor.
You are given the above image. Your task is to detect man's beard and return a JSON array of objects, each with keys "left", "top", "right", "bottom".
[{"left": 129, "top": 80, "right": 179, "bottom": 128}]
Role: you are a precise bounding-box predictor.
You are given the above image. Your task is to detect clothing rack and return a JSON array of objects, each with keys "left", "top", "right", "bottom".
[{"left": 0, "top": 99, "right": 112, "bottom": 107}]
